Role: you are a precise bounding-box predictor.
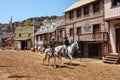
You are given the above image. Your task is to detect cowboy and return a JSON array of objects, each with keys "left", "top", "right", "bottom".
[
  {"left": 63, "top": 36, "right": 69, "bottom": 54},
  {"left": 49, "top": 37, "right": 56, "bottom": 55}
]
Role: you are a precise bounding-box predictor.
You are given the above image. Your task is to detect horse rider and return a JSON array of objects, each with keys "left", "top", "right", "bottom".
[
  {"left": 63, "top": 36, "right": 69, "bottom": 54},
  {"left": 49, "top": 37, "right": 56, "bottom": 55}
]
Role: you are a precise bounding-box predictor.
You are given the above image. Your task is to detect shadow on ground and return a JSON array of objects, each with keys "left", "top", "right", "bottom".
[
  {"left": 0, "top": 66, "right": 12, "bottom": 68},
  {"left": 8, "top": 75, "right": 30, "bottom": 78}
]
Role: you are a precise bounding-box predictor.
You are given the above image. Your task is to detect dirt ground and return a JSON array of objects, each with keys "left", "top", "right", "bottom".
[{"left": 0, "top": 50, "right": 120, "bottom": 80}]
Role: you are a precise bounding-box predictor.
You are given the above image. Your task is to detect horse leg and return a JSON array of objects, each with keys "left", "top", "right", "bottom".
[
  {"left": 43, "top": 54, "right": 47, "bottom": 65},
  {"left": 48, "top": 56, "right": 50, "bottom": 66},
  {"left": 58, "top": 55, "right": 63, "bottom": 67},
  {"left": 68, "top": 53, "right": 73, "bottom": 65},
  {"left": 54, "top": 55, "right": 56, "bottom": 68}
]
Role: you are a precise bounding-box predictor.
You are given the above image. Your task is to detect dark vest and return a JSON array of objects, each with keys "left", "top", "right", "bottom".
[{"left": 63, "top": 40, "right": 69, "bottom": 45}]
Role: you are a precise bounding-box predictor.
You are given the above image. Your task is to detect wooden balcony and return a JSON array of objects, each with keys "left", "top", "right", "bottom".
[{"left": 78, "top": 32, "right": 108, "bottom": 42}]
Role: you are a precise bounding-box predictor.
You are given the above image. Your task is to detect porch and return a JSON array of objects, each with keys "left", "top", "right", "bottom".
[{"left": 76, "top": 32, "right": 109, "bottom": 59}]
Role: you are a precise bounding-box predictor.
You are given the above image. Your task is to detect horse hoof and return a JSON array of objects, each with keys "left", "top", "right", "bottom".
[
  {"left": 54, "top": 65, "right": 56, "bottom": 68},
  {"left": 69, "top": 62, "right": 72, "bottom": 65},
  {"left": 48, "top": 64, "right": 51, "bottom": 67}
]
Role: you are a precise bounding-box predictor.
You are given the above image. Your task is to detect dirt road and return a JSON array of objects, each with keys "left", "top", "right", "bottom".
[{"left": 0, "top": 50, "right": 120, "bottom": 80}]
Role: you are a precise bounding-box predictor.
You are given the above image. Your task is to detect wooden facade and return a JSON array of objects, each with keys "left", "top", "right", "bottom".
[
  {"left": 64, "top": 0, "right": 109, "bottom": 58},
  {"left": 35, "top": 18, "right": 65, "bottom": 48},
  {"left": 104, "top": 0, "right": 120, "bottom": 54},
  {"left": 14, "top": 26, "right": 34, "bottom": 50}
]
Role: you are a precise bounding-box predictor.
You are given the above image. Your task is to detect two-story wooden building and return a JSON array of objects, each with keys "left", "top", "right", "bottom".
[
  {"left": 14, "top": 26, "right": 34, "bottom": 50},
  {"left": 35, "top": 18, "right": 65, "bottom": 48},
  {"left": 104, "top": 0, "right": 120, "bottom": 54},
  {"left": 64, "top": 0, "right": 109, "bottom": 58}
]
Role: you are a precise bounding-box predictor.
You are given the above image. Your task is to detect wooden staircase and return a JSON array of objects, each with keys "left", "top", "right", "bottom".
[{"left": 103, "top": 53, "right": 120, "bottom": 64}]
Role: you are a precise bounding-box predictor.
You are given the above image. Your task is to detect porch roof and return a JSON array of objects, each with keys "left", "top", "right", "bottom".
[
  {"left": 14, "top": 37, "right": 31, "bottom": 41},
  {"left": 35, "top": 19, "right": 65, "bottom": 36},
  {"left": 64, "top": 0, "right": 96, "bottom": 12},
  {"left": 35, "top": 28, "right": 56, "bottom": 35}
]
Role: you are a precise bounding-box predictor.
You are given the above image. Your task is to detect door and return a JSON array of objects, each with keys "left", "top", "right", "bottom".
[
  {"left": 116, "top": 29, "right": 120, "bottom": 53},
  {"left": 21, "top": 41, "right": 27, "bottom": 50},
  {"left": 88, "top": 43, "right": 99, "bottom": 57}
]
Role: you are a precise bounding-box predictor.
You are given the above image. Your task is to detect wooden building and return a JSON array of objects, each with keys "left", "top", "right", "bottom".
[
  {"left": 64, "top": 0, "right": 109, "bottom": 58},
  {"left": 35, "top": 18, "right": 65, "bottom": 48},
  {"left": 14, "top": 26, "right": 34, "bottom": 50},
  {"left": 104, "top": 0, "right": 120, "bottom": 54}
]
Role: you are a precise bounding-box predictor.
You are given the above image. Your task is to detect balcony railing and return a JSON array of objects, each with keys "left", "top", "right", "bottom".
[
  {"left": 36, "top": 40, "right": 48, "bottom": 45},
  {"left": 78, "top": 32, "right": 108, "bottom": 41}
]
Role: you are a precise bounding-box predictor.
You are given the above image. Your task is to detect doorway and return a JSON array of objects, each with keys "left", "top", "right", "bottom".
[
  {"left": 21, "top": 41, "right": 27, "bottom": 50},
  {"left": 116, "top": 28, "right": 120, "bottom": 53},
  {"left": 88, "top": 43, "right": 99, "bottom": 57}
]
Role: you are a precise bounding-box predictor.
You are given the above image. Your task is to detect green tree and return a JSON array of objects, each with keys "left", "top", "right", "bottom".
[{"left": 25, "top": 20, "right": 32, "bottom": 26}]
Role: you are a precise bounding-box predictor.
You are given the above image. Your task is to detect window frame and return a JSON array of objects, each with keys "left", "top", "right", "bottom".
[
  {"left": 19, "top": 33, "right": 21, "bottom": 37},
  {"left": 28, "top": 33, "right": 30, "bottom": 37},
  {"left": 69, "top": 11, "right": 74, "bottom": 19},
  {"left": 93, "top": 24, "right": 100, "bottom": 33},
  {"left": 84, "top": 5, "right": 89, "bottom": 15},
  {"left": 59, "top": 30, "right": 63, "bottom": 37},
  {"left": 77, "top": 27, "right": 82, "bottom": 35},
  {"left": 76, "top": 8, "right": 82, "bottom": 17},
  {"left": 93, "top": 2, "right": 100, "bottom": 13},
  {"left": 69, "top": 28, "right": 74, "bottom": 36}
]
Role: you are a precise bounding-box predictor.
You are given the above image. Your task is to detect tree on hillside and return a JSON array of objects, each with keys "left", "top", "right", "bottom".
[{"left": 25, "top": 20, "right": 32, "bottom": 26}]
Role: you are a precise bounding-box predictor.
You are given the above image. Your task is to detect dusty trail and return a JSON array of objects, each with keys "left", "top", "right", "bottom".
[{"left": 0, "top": 50, "right": 120, "bottom": 80}]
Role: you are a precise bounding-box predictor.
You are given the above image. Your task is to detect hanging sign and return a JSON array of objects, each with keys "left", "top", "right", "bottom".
[{"left": 83, "top": 26, "right": 91, "bottom": 33}]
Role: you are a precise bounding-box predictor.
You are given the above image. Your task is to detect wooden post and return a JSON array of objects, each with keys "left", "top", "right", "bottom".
[
  {"left": 65, "top": 13, "right": 67, "bottom": 37},
  {"left": 73, "top": 23, "right": 75, "bottom": 41}
]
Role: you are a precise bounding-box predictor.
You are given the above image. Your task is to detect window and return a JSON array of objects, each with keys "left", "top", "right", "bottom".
[
  {"left": 69, "top": 11, "right": 74, "bottom": 19},
  {"left": 69, "top": 28, "right": 74, "bottom": 36},
  {"left": 84, "top": 5, "right": 89, "bottom": 15},
  {"left": 77, "top": 27, "right": 81, "bottom": 35},
  {"left": 28, "top": 33, "right": 30, "bottom": 36},
  {"left": 93, "top": 24, "right": 100, "bottom": 33},
  {"left": 77, "top": 9, "right": 81, "bottom": 17},
  {"left": 111, "top": 0, "right": 120, "bottom": 6},
  {"left": 36, "top": 36, "right": 38, "bottom": 41},
  {"left": 93, "top": 2, "right": 100, "bottom": 13},
  {"left": 19, "top": 33, "right": 21, "bottom": 37},
  {"left": 60, "top": 31, "right": 63, "bottom": 37}
]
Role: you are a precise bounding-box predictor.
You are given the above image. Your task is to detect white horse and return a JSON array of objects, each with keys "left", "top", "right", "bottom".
[
  {"left": 54, "top": 41, "right": 79, "bottom": 67},
  {"left": 43, "top": 41, "right": 79, "bottom": 67},
  {"left": 43, "top": 47, "right": 63, "bottom": 67},
  {"left": 43, "top": 48, "right": 53, "bottom": 66}
]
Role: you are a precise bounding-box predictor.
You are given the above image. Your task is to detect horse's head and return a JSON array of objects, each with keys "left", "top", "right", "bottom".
[{"left": 72, "top": 41, "right": 79, "bottom": 49}]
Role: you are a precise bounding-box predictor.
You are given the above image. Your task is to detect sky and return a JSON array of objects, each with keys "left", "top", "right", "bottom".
[{"left": 0, "top": 0, "right": 78, "bottom": 24}]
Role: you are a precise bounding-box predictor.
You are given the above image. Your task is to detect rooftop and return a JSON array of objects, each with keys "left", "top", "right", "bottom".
[{"left": 64, "top": 0, "right": 96, "bottom": 12}]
